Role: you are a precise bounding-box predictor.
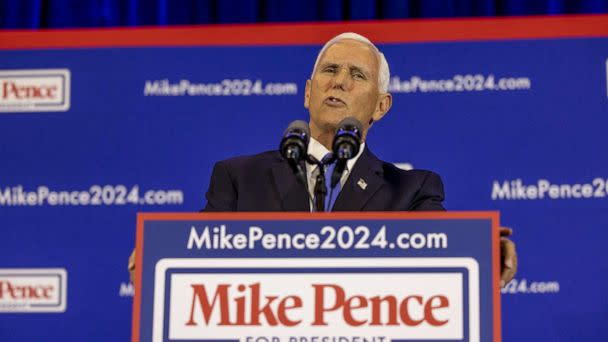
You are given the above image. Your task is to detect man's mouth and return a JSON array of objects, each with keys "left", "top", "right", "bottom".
[{"left": 324, "top": 96, "right": 346, "bottom": 107}]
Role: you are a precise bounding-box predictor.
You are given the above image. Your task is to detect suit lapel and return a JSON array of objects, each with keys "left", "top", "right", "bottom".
[
  {"left": 270, "top": 157, "right": 310, "bottom": 211},
  {"left": 332, "top": 147, "right": 385, "bottom": 211}
]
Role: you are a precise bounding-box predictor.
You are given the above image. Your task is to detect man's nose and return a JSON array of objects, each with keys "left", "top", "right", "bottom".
[{"left": 332, "top": 68, "right": 352, "bottom": 90}]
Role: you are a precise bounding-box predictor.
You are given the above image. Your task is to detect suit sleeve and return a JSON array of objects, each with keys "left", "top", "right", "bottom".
[
  {"left": 203, "top": 161, "right": 238, "bottom": 212},
  {"left": 409, "top": 171, "right": 446, "bottom": 211}
]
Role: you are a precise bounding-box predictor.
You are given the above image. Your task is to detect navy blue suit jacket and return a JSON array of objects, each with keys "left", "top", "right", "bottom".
[{"left": 204, "top": 147, "right": 445, "bottom": 212}]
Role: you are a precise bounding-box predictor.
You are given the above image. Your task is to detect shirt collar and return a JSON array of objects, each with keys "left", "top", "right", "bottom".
[{"left": 307, "top": 136, "right": 365, "bottom": 172}]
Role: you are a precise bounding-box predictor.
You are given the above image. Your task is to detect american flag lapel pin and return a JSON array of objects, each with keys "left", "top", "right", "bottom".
[{"left": 357, "top": 178, "right": 368, "bottom": 190}]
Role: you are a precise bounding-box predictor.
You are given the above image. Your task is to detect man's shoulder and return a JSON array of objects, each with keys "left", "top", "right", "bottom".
[
  {"left": 372, "top": 158, "right": 445, "bottom": 211},
  {"left": 380, "top": 161, "right": 441, "bottom": 181},
  {"left": 214, "top": 150, "right": 281, "bottom": 170},
  {"left": 372, "top": 155, "right": 443, "bottom": 191},
  {"left": 364, "top": 149, "right": 442, "bottom": 184}
]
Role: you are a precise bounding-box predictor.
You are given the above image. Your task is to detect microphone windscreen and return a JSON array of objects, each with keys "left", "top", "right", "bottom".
[
  {"left": 337, "top": 117, "right": 363, "bottom": 139},
  {"left": 283, "top": 120, "right": 310, "bottom": 144}
]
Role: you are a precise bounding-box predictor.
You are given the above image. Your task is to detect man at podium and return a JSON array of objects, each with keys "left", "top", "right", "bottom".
[
  {"left": 204, "top": 34, "right": 443, "bottom": 213},
  {"left": 129, "top": 32, "right": 517, "bottom": 287}
]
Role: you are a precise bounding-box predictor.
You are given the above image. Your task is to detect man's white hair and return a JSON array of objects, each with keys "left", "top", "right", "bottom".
[{"left": 310, "top": 32, "right": 390, "bottom": 93}]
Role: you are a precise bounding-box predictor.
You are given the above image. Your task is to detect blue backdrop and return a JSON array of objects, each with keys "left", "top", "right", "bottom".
[{"left": 1, "top": 17, "right": 607, "bottom": 342}]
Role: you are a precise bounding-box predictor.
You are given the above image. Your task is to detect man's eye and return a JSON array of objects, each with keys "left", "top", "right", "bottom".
[
  {"left": 323, "top": 66, "right": 337, "bottom": 73},
  {"left": 353, "top": 73, "right": 365, "bottom": 79}
]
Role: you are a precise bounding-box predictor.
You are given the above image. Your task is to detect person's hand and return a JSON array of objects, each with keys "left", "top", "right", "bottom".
[
  {"left": 499, "top": 227, "right": 517, "bottom": 288},
  {"left": 128, "top": 248, "right": 136, "bottom": 284}
]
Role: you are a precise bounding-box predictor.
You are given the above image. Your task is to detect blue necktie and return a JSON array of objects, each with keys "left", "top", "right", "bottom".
[{"left": 322, "top": 153, "right": 342, "bottom": 211}]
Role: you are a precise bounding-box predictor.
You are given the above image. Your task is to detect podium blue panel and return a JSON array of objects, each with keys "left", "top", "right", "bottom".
[
  {"left": 0, "top": 17, "right": 607, "bottom": 342},
  {"left": 133, "top": 212, "right": 500, "bottom": 342}
]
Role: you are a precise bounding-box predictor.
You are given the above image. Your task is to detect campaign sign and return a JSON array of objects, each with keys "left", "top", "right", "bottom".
[
  {"left": 0, "top": 268, "right": 68, "bottom": 313},
  {"left": 0, "top": 69, "right": 70, "bottom": 112},
  {"left": 132, "top": 212, "right": 500, "bottom": 342}
]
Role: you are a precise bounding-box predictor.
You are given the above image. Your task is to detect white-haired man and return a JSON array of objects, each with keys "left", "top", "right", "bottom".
[
  {"left": 204, "top": 32, "right": 444, "bottom": 213},
  {"left": 130, "top": 32, "right": 517, "bottom": 286}
]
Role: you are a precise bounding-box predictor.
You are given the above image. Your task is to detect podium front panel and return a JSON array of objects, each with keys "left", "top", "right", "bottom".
[{"left": 132, "top": 212, "right": 500, "bottom": 342}]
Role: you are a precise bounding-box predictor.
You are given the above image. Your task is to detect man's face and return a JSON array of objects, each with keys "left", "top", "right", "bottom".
[{"left": 304, "top": 39, "right": 391, "bottom": 141}]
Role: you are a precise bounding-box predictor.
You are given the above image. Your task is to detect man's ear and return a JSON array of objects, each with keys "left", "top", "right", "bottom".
[
  {"left": 304, "top": 79, "right": 311, "bottom": 109},
  {"left": 372, "top": 92, "right": 392, "bottom": 122}
]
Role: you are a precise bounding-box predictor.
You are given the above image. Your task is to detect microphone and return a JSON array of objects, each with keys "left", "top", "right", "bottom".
[
  {"left": 330, "top": 117, "right": 363, "bottom": 188},
  {"left": 279, "top": 120, "right": 310, "bottom": 184}
]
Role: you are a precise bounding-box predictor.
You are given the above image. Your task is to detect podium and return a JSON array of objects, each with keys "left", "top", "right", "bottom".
[{"left": 132, "top": 212, "right": 501, "bottom": 342}]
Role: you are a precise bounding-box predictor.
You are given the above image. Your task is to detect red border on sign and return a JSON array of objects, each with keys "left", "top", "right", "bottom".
[
  {"left": 132, "top": 211, "right": 501, "bottom": 342},
  {"left": 132, "top": 213, "right": 145, "bottom": 342},
  {"left": 1, "top": 14, "right": 607, "bottom": 50}
]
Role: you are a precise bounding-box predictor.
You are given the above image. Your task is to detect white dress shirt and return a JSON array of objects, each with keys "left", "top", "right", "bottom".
[{"left": 305, "top": 137, "right": 365, "bottom": 211}]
